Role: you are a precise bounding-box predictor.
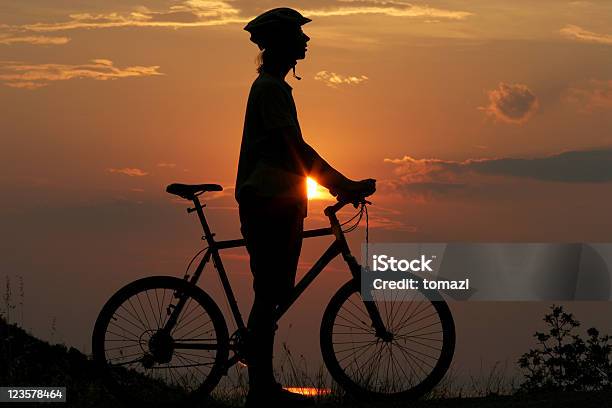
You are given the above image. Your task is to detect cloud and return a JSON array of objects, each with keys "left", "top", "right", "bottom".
[
  {"left": 156, "top": 162, "right": 177, "bottom": 168},
  {"left": 564, "top": 79, "right": 612, "bottom": 112},
  {"left": 2, "top": 81, "right": 47, "bottom": 90},
  {"left": 18, "top": 1, "right": 245, "bottom": 32},
  {"left": 384, "top": 149, "right": 612, "bottom": 201},
  {"left": 0, "top": 59, "right": 163, "bottom": 89},
  {"left": 0, "top": 34, "right": 70, "bottom": 45},
  {"left": 10, "top": 1, "right": 471, "bottom": 34},
  {"left": 479, "top": 82, "right": 539, "bottom": 124},
  {"left": 107, "top": 168, "right": 148, "bottom": 177},
  {"left": 560, "top": 25, "right": 612, "bottom": 45},
  {"left": 303, "top": 2, "right": 473, "bottom": 20},
  {"left": 568, "top": 1, "right": 594, "bottom": 6},
  {"left": 314, "top": 70, "right": 368, "bottom": 88}
]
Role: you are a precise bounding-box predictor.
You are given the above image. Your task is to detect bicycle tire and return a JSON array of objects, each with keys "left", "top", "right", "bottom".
[
  {"left": 320, "top": 279, "right": 455, "bottom": 400},
  {"left": 92, "top": 276, "right": 229, "bottom": 407}
]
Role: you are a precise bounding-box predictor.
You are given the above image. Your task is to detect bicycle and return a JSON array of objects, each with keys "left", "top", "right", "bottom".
[{"left": 92, "top": 183, "right": 455, "bottom": 407}]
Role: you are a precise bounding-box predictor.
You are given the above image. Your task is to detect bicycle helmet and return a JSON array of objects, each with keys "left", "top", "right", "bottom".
[{"left": 244, "top": 7, "right": 311, "bottom": 50}]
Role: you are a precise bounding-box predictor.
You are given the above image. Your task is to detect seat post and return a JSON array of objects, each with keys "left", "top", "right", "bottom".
[{"left": 192, "top": 196, "right": 216, "bottom": 245}]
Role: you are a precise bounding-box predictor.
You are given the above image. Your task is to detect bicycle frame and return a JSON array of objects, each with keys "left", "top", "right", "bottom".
[{"left": 164, "top": 193, "right": 387, "bottom": 369}]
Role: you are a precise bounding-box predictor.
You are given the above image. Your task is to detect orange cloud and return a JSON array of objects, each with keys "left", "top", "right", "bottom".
[
  {"left": 479, "top": 82, "right": 539, "bottom": 125},
  {"left": 0, "top": 34, "right": 70, "bottom": 45},
  {"left": 13, "top": 1, "right": 471, "bottom": 34},
  {"left": 19, "top": 1, "right": 244, "bottom": 32},
  {"left": 303, "top": 2, "right": 472, "bottom": 20},
  {"left": 314, "top": 70, "right": 368, "bottom": 88},
  {"left": 384, "top": 149, "right": 612, "bottom": 201},
  {"left": 107, "top": 168, "right": 149, "bottom": 177},
  {"left": 560, "top": 25, "right": 612, "bottom": 45},
  {"left": 0, "top": 59, "right": 163, "bottom": 89},
  {"left": 565, "top": 79, "right": 612, "bottom": 112},
  {"left": 156, "top": 162, "right": 177, "bottom": 168}
]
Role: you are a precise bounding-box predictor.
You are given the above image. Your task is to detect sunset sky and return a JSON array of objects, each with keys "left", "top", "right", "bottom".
[{"left": 2, "top": 0, "right": 612, "bottom": 383}]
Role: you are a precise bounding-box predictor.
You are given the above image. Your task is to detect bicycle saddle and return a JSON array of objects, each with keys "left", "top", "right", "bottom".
[{"left": 166, "top": 183, "right": 223, "bottom": 200}]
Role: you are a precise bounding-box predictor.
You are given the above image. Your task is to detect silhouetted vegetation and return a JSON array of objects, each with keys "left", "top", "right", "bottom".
[
  {"left": 3, "top": 297, "right": 612, "bottom": 406},
  {"left": 0, "top": 316, "right": 118, "bottom": 407},
  {"left": 2, "top": 314, "right": 612, "bottom": 407},
  {"left": 518, "top": 305, "right": 612, "bottom": 392},
  {"left": 0, "top": 316, "right": 235, "bottom": 407}
]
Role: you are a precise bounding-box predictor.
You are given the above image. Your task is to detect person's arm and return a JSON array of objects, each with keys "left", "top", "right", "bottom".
[
  {"left": 256, "top": 82, "right": 374, "bottom": 195},
  {"left": 261, "top": 125, "right": 376, "bottom": 198},
  {"left": 272, "top": 125, "right": 351, "bottom": 191}
]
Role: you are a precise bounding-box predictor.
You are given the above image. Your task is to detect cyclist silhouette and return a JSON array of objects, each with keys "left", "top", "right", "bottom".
[{"left": 235, "top": 7, "right": 376, "bottom": 407}]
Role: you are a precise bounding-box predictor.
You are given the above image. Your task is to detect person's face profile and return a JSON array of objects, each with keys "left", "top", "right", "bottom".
[{"left": 288, "top": 27, "right": 309, "bottom": 60}]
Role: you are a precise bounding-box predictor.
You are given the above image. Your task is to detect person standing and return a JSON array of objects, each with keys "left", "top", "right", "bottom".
[{"left": 235, "top": 8, "right": 375, "bottom": 406}]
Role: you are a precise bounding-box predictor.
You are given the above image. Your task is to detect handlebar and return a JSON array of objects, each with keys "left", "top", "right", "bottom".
[{"left": 324, "top": 195, "right": 371, "bottom": 217}]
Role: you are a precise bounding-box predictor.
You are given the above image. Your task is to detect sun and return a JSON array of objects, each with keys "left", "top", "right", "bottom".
[
  {"left": 307, "top": 177, "right": 320, "bottom": 199},
  {"left": 307, "top": 177, "right": 331, "bottom": 200}
]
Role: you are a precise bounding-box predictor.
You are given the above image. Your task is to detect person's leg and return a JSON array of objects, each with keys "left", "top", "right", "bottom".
[
  {"left": 240, "top": 203, "right": 275, "bottom": 390},
  {"left": 239, "top": 201, "right": 304, "bottom": 393}
]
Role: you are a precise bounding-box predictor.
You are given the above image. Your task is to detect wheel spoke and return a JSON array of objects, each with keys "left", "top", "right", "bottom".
[
  {"left": 94, "top": 278, "right": 228, "bottom": 406},
  {"left": 323, "top": 283, "right": 454, "bottom": 398}
]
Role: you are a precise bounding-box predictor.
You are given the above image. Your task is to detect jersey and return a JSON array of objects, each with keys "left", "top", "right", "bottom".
[{"left": 235, "top": 72, "right": 308, "bottom": 218}]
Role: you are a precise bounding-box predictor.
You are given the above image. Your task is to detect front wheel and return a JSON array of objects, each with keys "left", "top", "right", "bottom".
[
  {"left": 320, "top": 280, "right": 455, "bottom": 400},
  {"left": 92, "top": 276, "right": 229, "bottom": 407}
]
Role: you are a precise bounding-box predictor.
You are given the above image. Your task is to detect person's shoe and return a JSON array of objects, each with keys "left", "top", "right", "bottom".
[{"left": 245, "top": 382, "right": 315, "bottom": 407}]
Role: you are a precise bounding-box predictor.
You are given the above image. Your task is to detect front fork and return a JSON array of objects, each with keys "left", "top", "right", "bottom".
[{"left": 330, "top": 215, "right": 392, "bottom": 341}]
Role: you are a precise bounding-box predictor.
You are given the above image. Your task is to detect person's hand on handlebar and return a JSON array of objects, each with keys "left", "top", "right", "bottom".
[{"left": 330, "top": 178, "right": 376, "bottom": 203}]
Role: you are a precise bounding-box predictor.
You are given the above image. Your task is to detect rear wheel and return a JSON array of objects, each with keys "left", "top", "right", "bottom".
[
  {"left": 320, "top": 280, "right": 455, "bottom": 400},
  {"left": 92, "top": 276, "right": 229, "bottom": 407}
]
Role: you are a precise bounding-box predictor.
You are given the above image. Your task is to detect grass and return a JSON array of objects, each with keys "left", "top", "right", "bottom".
[
  {"left": 1, "top": 277, "right": 609, "bottom": 407},
  {"left": 2, "top": 316, "right": 611, "bottom": 407}
]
